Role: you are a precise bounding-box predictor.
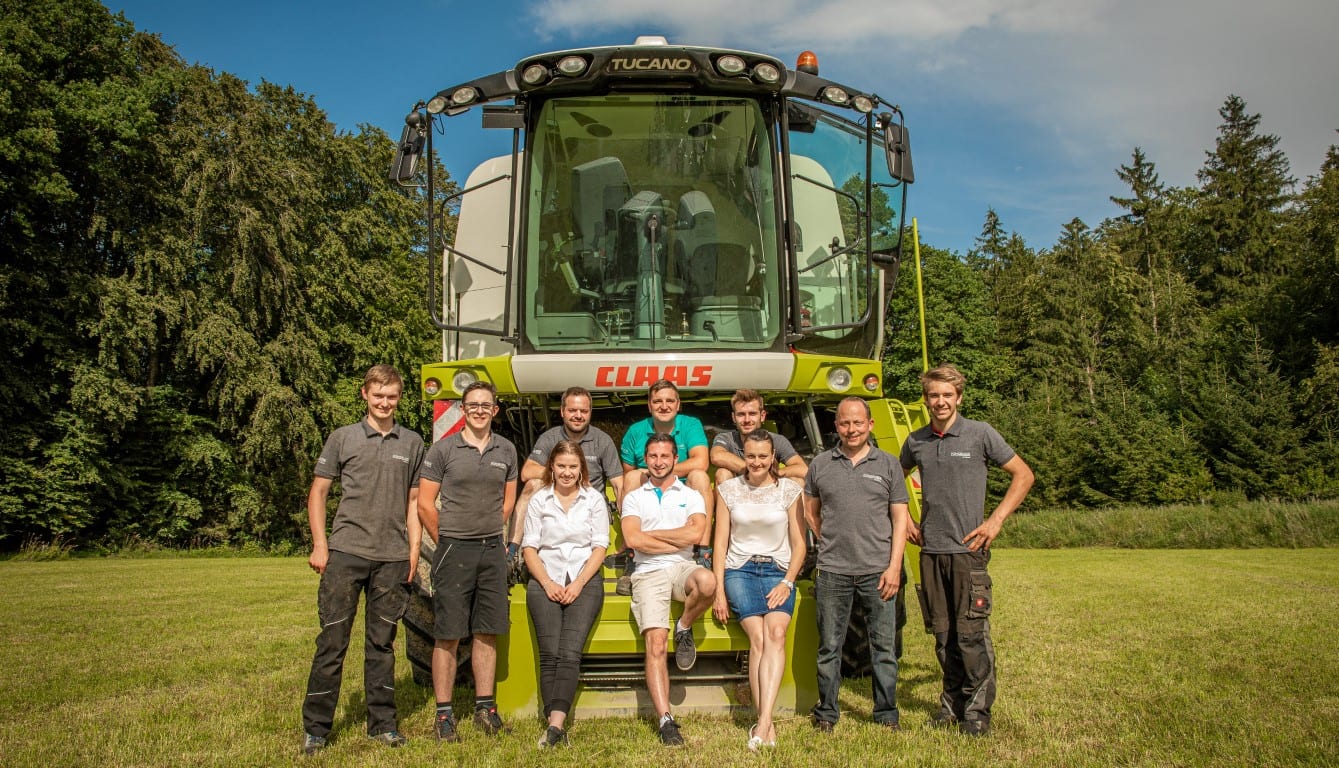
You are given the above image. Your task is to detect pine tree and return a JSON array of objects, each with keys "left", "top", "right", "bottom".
[{"left": 1191, "top": 95, "right": 1294, "bottom": 304}]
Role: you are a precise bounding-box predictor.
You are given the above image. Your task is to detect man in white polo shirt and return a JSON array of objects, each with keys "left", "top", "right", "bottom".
[{"left": 620, "top": 432, "right": 717, "bottom": 746}]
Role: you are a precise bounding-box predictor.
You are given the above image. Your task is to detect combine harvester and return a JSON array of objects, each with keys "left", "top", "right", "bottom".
[{"left": 389, "top": 35, "right": 929, "bottom": 718}]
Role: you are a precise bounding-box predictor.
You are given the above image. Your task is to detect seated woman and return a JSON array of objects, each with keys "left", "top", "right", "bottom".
[
  {"left": 520, "top": 440, "right": 610, "bottom": 747},
  {"left": 710, "top": 429, "right": 807, "bottom": 750}
]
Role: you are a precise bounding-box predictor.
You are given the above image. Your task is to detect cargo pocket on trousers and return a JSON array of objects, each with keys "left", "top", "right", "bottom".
[{"left": 965, "top": 569, "right": 992, "bottom": 620}]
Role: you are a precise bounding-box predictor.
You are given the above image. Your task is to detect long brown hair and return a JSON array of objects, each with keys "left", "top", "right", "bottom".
[{"left": 542, "top": 440, "right": 590, "bottom": 488}]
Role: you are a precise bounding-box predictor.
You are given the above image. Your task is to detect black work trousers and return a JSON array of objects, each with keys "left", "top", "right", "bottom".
[
  {"left": 525, "top": 577, "right": 604, "bottom": 717},
  {"left": 302, "top": 550, "right": 410, "bottom": 738},
  {"left": 919, "top": 549, "right": 996, "bottom": 726}
]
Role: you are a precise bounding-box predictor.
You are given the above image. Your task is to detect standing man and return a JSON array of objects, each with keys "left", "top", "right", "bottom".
[
  {"left": 710, "top": 389, "right": 808, "bottom": 486},
  {"left": 804, "top": 397, "right": 911, "bottom": 733},
  {"left": 900, "top": 365, "right": 1033, "bottom": 737},
  {"left": 620, "top": 433, "right": 717, "bottom": 746},
  {"left": 417, "top": 381, "right": 519, "bottom": 742},
  {"left": 302, "top": 364, "right": 423, "bottom": 755},
  {"left": 620, "top": 380, "right": 713, "bottom": 553},
  {"left": 508, "top": 386, "right": 624, "bottom": 554}
]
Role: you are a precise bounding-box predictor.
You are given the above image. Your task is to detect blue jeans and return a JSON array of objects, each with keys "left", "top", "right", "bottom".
[{"left": 813, "top": 569, "right": 900, "bottom": 725}]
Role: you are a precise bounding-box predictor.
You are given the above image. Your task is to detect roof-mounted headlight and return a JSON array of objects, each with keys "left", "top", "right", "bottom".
[
  {"left": 716, "top": 55, "right": 746, "bottom": 76},
  {"left": 521, "top": 64, "right": 549, "bottom": 85},
  {"left": 822, "top": 85, "right": 850, "bottom": 106},
  {"left": 752, "top": 62, "right": 781, "bottom": 84},
  {"left": 852, "top": 94, "right": 875, "bottom": 113},
  {"left": 556, "top": 56, "right": 588, "bottom": 76},
  {"left": 450, "top": 86, "right": 479, "bottom": 107}
]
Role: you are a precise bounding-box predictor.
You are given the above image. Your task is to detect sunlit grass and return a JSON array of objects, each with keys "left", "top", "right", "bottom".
[
  {"left": 998, "top": 499, "right": 1339, "bottom": 548},
  {"left": 0, "top": 550, "right": 1335, "bottom": 766}
]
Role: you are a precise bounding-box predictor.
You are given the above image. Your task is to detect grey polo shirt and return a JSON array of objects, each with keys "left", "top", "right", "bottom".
[
  {"left": 419, "top": 431, "right": 519, "bottom": 539},
  {"left": 899, "top": 416, "right": 1016, "bottom": 554},
  {"left": 314, "top": 419, "right": 424, "bottom": 563},
  {"left": 804, "top": 443, "right": 909, "bottom": 575},
  {"left": 529, "top": 425, "right": 623, "bottom": 490},
  {"left": 713, "top": 429, "right": 799, "bottom": 464}
]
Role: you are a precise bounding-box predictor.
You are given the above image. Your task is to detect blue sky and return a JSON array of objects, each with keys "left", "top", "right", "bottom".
[{"left": 103, "top": 0, "right": 1339, "bottom": 256}]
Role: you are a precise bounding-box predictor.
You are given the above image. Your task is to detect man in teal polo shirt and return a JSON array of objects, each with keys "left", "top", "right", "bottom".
[{"left": 620, "top": 379, "right": 713, "bottom": 550}]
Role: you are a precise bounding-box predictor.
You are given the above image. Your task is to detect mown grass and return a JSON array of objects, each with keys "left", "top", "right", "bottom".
[
  {"left": 997, "top": 499, "right": 1339, "bottom": 548},
  {"left": 1, "top": 550, "right": 1335, "bottom": 767}
]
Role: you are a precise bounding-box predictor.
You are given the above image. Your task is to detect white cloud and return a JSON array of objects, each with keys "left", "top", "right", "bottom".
[
  {"left": 527, "top": 0, "right": 1339, "bottom": 247},
  {"left": 532, "top": 0, "right": 1337, "bottom": 179}
]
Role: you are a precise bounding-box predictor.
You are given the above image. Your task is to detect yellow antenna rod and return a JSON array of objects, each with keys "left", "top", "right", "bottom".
[{"left": 913, "top": 218, "right": 929, "bottom": 373}]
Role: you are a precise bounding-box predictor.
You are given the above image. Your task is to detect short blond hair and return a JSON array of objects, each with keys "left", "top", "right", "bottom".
[{"left": 920, "top": 365, "right": 966, "bottom": 397}]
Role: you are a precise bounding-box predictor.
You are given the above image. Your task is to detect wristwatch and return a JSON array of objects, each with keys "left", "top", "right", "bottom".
[{"left": 781, "top": 579, "right": 794, "bottom": 590}]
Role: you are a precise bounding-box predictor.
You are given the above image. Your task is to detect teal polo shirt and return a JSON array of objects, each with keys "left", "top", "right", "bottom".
[{"left": 619, "top": 414, "right": 709, "bottom": 468}]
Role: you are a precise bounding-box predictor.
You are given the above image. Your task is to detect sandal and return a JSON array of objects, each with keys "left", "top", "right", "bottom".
[{"left": 747, "top": 723, "right": 763, "bottom": 751}]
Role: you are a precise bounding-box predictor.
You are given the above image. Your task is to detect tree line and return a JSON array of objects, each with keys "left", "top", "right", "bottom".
[
  {"left": 884, "top": 99, "right": 1339, "bottom": 508},
  {"left": 3, "top": 0, "right": 1336, "bottom": 549},
  {"left": 1, "top": 0, "right": 446, "bottom": 548}
]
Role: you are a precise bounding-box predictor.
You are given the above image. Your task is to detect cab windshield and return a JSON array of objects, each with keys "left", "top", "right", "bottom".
[{"left": 521, "top": 95, "right": 782, "bottom": 351}]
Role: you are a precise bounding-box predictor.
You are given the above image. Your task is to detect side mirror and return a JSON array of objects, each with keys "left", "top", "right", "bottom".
[
  {"left": 883, "top": 119, "right": 914, "bottom": 184},
  {"left": 389, "top": 112, "right": 426, "bottom": 183}
]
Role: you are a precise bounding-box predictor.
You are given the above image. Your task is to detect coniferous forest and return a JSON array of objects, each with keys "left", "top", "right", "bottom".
[{"left": 3, "top": 1, "right": 1337, "bottom": 548}]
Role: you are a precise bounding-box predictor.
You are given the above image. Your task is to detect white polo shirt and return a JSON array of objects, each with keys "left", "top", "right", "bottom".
[
  {"left": 520, "top": 485, "right": 610, "bottom": 585},
  {"left": 620, "top": 479, "right": 706, "bottom": 573}
]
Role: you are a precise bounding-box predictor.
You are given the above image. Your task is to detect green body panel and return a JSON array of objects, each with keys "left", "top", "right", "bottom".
[
  {"left": 421, "top": 358, "right": 518, "bottom": 398},
  {"left": 496, "top": 580, "right": 818, "bottom": 719},
  {"left": 868, "top": 396, "right": 930, "bottom": 585},
  {"left": 785, "top": 353, "right": 884, "bottom": 397}
]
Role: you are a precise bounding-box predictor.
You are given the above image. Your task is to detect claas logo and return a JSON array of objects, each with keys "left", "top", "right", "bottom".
[{"left": 595, "top": 365, "right": 712, "bottom": 388}]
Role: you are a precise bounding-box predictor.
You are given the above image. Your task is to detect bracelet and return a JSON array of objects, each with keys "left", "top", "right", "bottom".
[{"left": 781, "top": 579, "right": 794, "bottom": 590}]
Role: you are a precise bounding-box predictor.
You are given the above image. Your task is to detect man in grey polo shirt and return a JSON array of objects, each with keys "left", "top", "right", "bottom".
[
  {"left": 302, "top": 364, "right": 423, "bottom": 755},
  {"left": 417, "top": 381, "right": 519, "bottom": 743},
  {"left": 710, "top": 388, "right": 808, "bottom": 486},
  {"left": 900, "top": 365, "right": 1032, "bottom": 737},
  {"left": 803, "top": 396, "right": 911, "bottom": 732},
  {"left": 508, "top": 386, "right": 623, "bottom": 555}
]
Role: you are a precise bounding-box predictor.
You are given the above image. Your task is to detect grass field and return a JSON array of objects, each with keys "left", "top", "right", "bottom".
[{"left": 1, "top": 550, "right": 1335, "bottom": 767}]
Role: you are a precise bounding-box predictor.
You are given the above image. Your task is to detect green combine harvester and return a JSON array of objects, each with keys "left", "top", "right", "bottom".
[{"left": 389, "top": 35, "right": 928, "bottom": 718}]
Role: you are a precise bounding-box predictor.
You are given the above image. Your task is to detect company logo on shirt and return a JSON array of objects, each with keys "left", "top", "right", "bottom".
[
  {"left": 317, "top": 457, "right": 328, "bottom": 465},
  {"left": 391, "top": 453, "right": 412, "bottom": 464},
  {"left": 950, "top": 451, "right": 973, "bottom": 459},
  {"left": 862, "top": 473, "right": 887, "bottom": 485},
  {"left": 489, "top": 461, "right": 508, "bottom": 470}
]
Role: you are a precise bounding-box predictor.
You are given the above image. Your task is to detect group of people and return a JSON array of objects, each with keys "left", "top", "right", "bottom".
[{"left": 298, "top": 364, "right": 1033, "bottom": 755}]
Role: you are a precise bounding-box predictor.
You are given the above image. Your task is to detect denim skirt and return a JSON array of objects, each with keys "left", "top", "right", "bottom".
[{"left": 723, "top": 557, "right": 795, "bottom": 620}]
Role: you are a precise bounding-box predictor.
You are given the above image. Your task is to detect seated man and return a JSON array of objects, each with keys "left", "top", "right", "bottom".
[
  {"left": 620, "top": 433, "right": 717, "bottom": 746},
  {"left": 509, "top": 386, "right": 624, "bottom": 554},
  {"left": 711, "top": 388, "right": 808, "bottom": 486},
  {"left": 620, "top": 379, "right": 713, "bottom": 551}
]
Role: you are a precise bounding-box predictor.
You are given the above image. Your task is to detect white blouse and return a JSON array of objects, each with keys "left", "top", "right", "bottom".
[
  {"left": 718, "top": 476, "right": 802, "bottom": 571},
  {"left": 520, "top": 485, "right": 610, "bottom": 585}
]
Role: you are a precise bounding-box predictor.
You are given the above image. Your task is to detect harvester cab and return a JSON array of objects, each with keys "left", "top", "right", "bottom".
[{"left": 391, "top": 36, "right": 928, "bottom": 718}]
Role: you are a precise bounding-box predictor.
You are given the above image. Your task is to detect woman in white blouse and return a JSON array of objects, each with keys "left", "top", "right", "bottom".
[
  {"left": 711, "top": 430, "right": 807, "bottom": 750},
  {"left": 520, "top": 440, "right": 610, "bottom": 748}
]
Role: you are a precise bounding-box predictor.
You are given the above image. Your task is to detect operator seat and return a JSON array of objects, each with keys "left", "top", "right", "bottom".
[
  {"left": 571, "top": 157, "right": 631, "bottom": 267},
  {"left": 687, "top": 241, "right": 763, "bottom": 341}
]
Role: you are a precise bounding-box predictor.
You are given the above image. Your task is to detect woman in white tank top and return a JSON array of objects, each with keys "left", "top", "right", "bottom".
[{"left": 711, "top": 430, "right": 807, "bottom": 751}]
